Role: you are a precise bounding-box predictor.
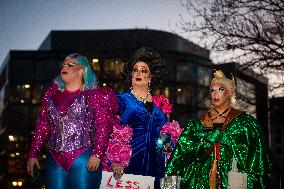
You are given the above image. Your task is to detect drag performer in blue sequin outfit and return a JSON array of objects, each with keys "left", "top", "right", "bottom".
[{"left": 111, "top": 47, "right": 169, "bottom": 189}]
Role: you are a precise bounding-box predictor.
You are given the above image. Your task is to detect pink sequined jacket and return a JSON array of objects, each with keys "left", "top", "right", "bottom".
[{"left": 28, "top": 84, "right": 118, "bottom": 171}]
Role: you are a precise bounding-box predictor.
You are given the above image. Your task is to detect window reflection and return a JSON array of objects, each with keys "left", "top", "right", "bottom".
[
  {"left": 10, "top": 59, "right": 33, "bottom": 81},
  {"left": 32, "top": 84, "right": 47, "bottom": 104},
  {"left": 165, "top": 60, "right": 175, "bottom": 80},
  {"left": 104, "top": 58, "right": 124, "bottom": 80},
  {"left": 198, "top": 67, "right": 211, "bottom": 86},
  {"left": 176, "top": 62, "right": 197, "bottom": 82},
  {"left": 197, "top": 88, "right": 211, "bottom": 108},
  {"left": 236, "top": 78, "right": 256, "bottom": 117},
  {"left": 8, "top": 84, "right": 48, "bottom": 104},
  {"left": 176, "top": 85, "right": 197, "bottom": 104},
  {"left": 35, "top": 59, "right": 56, "bottom": 80},
  {"left": 9, "top": 85, "right": 31, "bottom": 103},
  {"left": 91, "top": 58, "right": 100, "bottom": 72},
  {"left": 163, "top": 87, "right": 170, "bottom": 98}
]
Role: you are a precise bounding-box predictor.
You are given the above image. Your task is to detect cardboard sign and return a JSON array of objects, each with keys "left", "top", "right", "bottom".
[{"left": 100, "top": 171, "right": 155, "bottom": 189}]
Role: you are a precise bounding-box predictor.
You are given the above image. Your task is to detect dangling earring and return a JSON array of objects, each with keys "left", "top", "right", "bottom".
[
  {"left": 83, "top": 71, "right": 86, "bottom": 80},
  {"left": 83, "top": 68, "right": 87, "bottom": 82},
  {"left": 148, "top": 80, "right": 151, "bottom": 93},
  {"left": 81, "top": 69, "right": 86, "bottom": 90}
]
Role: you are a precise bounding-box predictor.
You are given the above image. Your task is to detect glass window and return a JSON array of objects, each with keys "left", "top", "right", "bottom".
[
  {"left": 197, "top": 66, "right": 211, "bottom": 86},
  {"left": 274, "top": 127, "right": 282, "bottom": 133},
  {"left": 8, "top": 84, "right": 49, "bottom": 104},
  {"left": 163, "top": 87, "right": 170, "bottom": 98},
  {"left": 31, "top": 84, "right": 48, "bottom": 104},
  {"left": 10, "top": 59, "right": 33, "bottom": 82},
  {"left": 8, "top": 157, "right": 26, "bottom": 174},
  {"left": 8, "top": 84, "right": 31, "bottom": 103},
  {"left": 275, "top": 135, "right": 282, "bottom": 143},
  {"left": 104, "top": 58, "right": 125, "bottom": 80},
  {"left": 165, "top": 60, "right": 176, "bottom": 81},
  {"left": 236, "top": 78, "right": 256, "bottom": 117},
  {"left": 176, "top": 85, "right": 198, "bottom": 105},
  {"left": 34, "top": 59, "right": 57, "bottom": 80},
  {"left": 176, "top": 62, "right": 197, "bottom": 82},
  {"left": 5, "top": 104, "right": 31, "bottom": 130},
  {"left": 197, "top": 88, "right": 211, "bottom": 108},
  {"left": 90, "top": 58, "right": 101, "bottom": 72},
  {"left": 275, "top": 147, "right": 283, "bottom": 154}
]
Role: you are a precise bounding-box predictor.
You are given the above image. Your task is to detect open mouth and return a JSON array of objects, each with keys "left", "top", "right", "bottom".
[
  {"left": 62, "top": 71, "right": 67, "bottom": 74},
  {"left": 135, "top": 78, "right": 142, "bottom": 81},
  {"left": 214, "top": 98, "right": 219, "bottom": 102}
]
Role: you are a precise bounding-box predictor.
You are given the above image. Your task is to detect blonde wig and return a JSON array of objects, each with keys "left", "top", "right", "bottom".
[{"left": 211, "top": 70, "right": 238, "bottom": 108}]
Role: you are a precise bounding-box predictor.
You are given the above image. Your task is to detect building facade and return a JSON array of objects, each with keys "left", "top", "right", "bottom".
[{"left": 270, "top": 97, "right": 284, "bottom": 180}]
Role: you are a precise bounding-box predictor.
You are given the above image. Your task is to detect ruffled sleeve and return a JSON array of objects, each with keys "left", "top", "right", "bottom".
[
  {"left": 28, "top": 85, "right": 58, "bottom": 158},
  {"left": 166, "top": 114, "right": 275, "bottom": 188},
  {"left": 226, "top": 114, "right": 275, "bottom": 188},
  {"left": 87, "top": 87, "right": 119, "bottom": 159},
  {"left": 165, "top": 119, "right": 212, "bottom": 176}
]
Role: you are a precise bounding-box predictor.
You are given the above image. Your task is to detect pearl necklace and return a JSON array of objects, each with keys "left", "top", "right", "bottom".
[{"left": 130, "top": 89, "right": 151, "bottom": 104}]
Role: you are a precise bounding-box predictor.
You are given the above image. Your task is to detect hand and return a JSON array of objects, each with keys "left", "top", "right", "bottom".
[
  {"left": 111, "top": 163, "right": 124, "bottom": 180},
  {"left": 86, "top": 156, "right": 101, "bottom": 171},
  {"left": 27, "top": 158, "right": 40, "bottom": 177}
]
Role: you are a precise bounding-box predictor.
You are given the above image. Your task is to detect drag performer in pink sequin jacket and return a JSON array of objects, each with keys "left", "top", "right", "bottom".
[{"left": 27, "top": 53, "right": 118, "bottom": 189}]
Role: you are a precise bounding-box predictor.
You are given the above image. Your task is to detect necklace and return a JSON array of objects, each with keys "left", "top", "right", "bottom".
[
  {"left": 210, "top": 107, "right": 231, "bottom": 121},
  {"left": 130, "top": 89, "right": 151, "bottom": 104}
]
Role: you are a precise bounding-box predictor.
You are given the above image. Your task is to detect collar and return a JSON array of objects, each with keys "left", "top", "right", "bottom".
[{"left": 199, "top": 108, "right": 244, "bottom": 131}]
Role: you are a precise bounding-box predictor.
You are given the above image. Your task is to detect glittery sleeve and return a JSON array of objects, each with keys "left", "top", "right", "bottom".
[
  {"left": 166, "top": 114, "right": 275, "bottom": 188},
  {"left": 226, "top": 114, "right": 275, "bottom": 187},
  {"left": 28, "top": 85, "right": 58, "bottom": 158},
  {"left": 166, "top": 119, "right": 211, "bottom": 176},
  {"left": 87, "top": 87, "right": 119, "bottom": 159}
]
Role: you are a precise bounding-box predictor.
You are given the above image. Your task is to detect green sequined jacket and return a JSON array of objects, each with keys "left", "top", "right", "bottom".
[{"left": 165, "top": 108, "right": 274, "bottom": 188}]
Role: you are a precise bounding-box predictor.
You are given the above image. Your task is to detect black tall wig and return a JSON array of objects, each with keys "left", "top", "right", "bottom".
[{"left": 124, "top": 47, "right": 167, "bottom": 90}]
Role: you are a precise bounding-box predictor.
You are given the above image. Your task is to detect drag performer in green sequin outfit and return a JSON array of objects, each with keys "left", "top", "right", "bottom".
[{"left": 165, "top": 70, "right": 274, "bottom": 188}]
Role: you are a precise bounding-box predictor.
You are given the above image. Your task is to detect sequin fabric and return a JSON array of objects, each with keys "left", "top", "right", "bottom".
[
  {"left": 166, "top": 111, "right": 275, "bottom": 188},
  {"left": 117, "top": 92, "right": 168, "bottom": 188},
  {"left": 160, "top": 175, "right": 181, "bottom": 189},
  {"left": 47, "top": 91, "right": 93, "bottom": 152},
  {"left": 28, "top": 85, "right": 118, "bottom": 172}
]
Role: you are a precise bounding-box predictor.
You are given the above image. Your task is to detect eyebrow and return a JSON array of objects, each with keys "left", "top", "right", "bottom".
[
  {"left": 64, "top": 62, "right": 76, "bottom": 64},
  {"left": 133, "top": 66, "right": 148, "bottom": 68},
  {"left": 133, "top": 66, "right": 148, "bottom": 69},
  {"left": 210, "top": 86, "right": 224, "bottom": 90}
]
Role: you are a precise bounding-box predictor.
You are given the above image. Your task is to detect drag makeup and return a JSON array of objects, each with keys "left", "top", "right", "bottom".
[
  {"left": 210, "top": 83, "right": 230, "bottom": 108},
  {"left": 131, "top": 62, "right": 151, "bottom": 86}
]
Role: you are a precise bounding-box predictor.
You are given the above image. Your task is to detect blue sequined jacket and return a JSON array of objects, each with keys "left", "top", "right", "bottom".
[{"left": 117, "top": 92, "right": 168, "bottom": 180}]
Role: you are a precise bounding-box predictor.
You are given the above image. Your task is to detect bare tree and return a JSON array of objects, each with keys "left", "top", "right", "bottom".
[{"left": 178, "top": 0, "right": 284, "bottom": 95}]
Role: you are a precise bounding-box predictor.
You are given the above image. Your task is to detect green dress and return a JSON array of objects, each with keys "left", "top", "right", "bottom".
[{"left": 165, "top": 108, "right": 274, "bottom": 188}]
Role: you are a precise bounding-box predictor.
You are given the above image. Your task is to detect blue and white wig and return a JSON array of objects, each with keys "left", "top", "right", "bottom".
[{"left": 54, "top": 53, "right": 98, "bottom": 91}]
